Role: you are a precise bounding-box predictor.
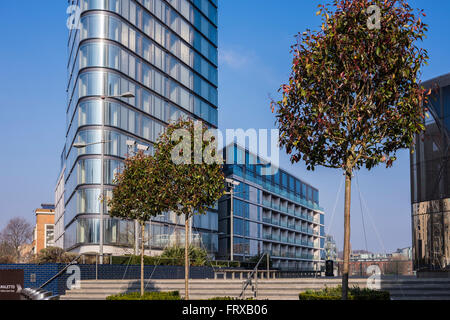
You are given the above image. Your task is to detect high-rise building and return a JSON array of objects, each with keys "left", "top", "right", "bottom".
[
  {"left": 410, "top": 72, "right": 450, "bottom": 272},
  {"left": 219, "top": 144, "right": 325, "bottom": 270},
  {"left": 54, "top": 147, "right": 66, "bottom": 249},
  {"left": 60, "top": 0, "right": 219, "bottom": 256}
]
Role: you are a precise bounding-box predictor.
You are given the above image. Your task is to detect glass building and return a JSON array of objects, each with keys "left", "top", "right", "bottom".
[
  {"left": 58, "top": 0, "right": 219, "bottom": 256},
  {"left": 410, "top": 73, "right": 450, "bottom": 272},
  {"left": 219, "top": 144, "right": 325, "bottom": 270}
]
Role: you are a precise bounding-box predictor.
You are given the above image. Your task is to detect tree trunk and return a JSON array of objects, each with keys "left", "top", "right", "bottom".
[
  {"left": 140, "top": 221, "right": 145, "bottom": 297},
  {"left": 342, "top": 171, "right": 352, "bottom": 300},
  {"left": 185, "top": 213, "right": 190, "bottom": 300}
]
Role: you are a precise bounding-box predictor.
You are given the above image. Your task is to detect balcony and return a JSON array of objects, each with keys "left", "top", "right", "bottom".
[
  {"left": 262, "top": 217, "right": 271, "bottom": 224},
  {"left": 260, "top": 193, "right": 324, "bottom": 215},
  {"left": 264, "top": 234, "right": 281, "bottom": 242},
  {"left": 270, "top": 250, "right": 281, "bottom": 257}
]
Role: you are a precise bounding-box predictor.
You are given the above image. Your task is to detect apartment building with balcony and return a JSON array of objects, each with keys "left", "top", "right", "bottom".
[{"left": 218, "top": 144, "right": 325, "bottom": 270}]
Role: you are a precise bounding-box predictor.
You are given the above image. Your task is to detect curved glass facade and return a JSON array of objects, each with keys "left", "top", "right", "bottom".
[
  {"left": 411, "top": 73, "right": 450, "bottom": 272},
  {"left": 63, "top": 0, "right": 218, "bottom": 253}
]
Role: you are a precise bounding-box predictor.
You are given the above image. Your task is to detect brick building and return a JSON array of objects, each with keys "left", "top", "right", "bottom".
[{"left": 32, "top": 204, "right": 55, "bottom": 255}]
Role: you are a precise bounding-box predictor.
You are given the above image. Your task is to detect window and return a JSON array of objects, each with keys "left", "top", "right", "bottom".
[
  {"left": 121, "top": 51, "right": 129, "bottom": 75},
  {"left": 78, "top": 188, "right": 101, "bottom": 213},
  {"left": 155, "top": 21, "right": 162, "bottom": 44},
  {"left": 104, "top": 219, "right": 118, "bottom": 244},
  {"left": 109, "top": 16, "right": 120, "bottom": 41},
  {"left": 45, "top": 225, "right": 55, "bottom": 248},
  {"left": 289, "top": 176, "right": 295, "bottom": 192},
  {"left": 121, "top": 24, "right": 129, "bottom": 47},
  {"left": 80, "top": 72, "right": 104, "bottom": 97},
  {"left": 78, "top": 159, "right": 101, "bottom": 184},
  {"left": 108, "top": 44, "right": 120, "bottom": 69},
  {"left": 104, "top": 159, "right": 123, "bottom": 184},
  {"left": 78, "top": 219, "right": 100, "bottom": 244},
  {"left": 142, "top": 90, "right": 151, "bottom": 113},
  {"left": 129, "top": 28, "right": 136, "bottom": 52}
]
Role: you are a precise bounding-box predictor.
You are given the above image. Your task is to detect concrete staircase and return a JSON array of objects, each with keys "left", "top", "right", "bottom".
[{"left": 60, "top": 277, "right": 450, "bottom": 300}]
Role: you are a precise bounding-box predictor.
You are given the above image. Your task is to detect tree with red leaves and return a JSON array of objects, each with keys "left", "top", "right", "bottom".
[{"left": 273, "top": 0, "right": 429, "bottom": 299}]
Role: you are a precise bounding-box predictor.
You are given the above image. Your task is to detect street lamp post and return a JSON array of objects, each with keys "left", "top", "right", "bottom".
[{"left": 74, "top": 92, "right": 135, "bottom": 264}]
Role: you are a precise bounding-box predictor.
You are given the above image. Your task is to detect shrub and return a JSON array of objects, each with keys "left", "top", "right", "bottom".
[
  {"left": 298, "top": 286, "right": 390, "bottom": 300},
  {"left": 106, "top": 291, "right": 181, "bottom": 300},
  {"left": 0, "top": 255, "right": 15, "bottom": 264},
  {"left": 34, "top": 247, "right": 77, "bottom": 264},
  {"left": 111, "top": 255, "right": 160, "bottom": 266},
  {"left": 209, "top": 260, "right": 240, "bottom": 268},
  {"left": 208, "top": 296, "right": 254, "bottom": 300},
  {"left": 111, "top": 246, "right": 209, "bottom": 266},
  {"left": 160, "top": 246, "right": 207, "bottom": 266}
]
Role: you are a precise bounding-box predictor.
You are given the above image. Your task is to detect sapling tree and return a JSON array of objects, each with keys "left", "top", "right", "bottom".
[
  {"left": 108, "top": 152, "right": 173, "bottom": 296},
  {"left": 273, "top": 0, "right": 429, "bottom": 299},
  {"left": 153, "top": 118, "right": 225, "bottom": 300}
]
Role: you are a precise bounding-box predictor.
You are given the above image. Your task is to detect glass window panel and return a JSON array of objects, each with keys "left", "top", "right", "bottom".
[
  {"left": 109, "top": 16, "right": 120, "bottom": 41},
  {"left": 108, "top": 44, "right": 120, "bottom": 69}
]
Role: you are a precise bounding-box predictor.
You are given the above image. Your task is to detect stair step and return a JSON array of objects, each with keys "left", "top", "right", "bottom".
[{"left": 60, "top": 278, "right": 450, "bottom": 300}]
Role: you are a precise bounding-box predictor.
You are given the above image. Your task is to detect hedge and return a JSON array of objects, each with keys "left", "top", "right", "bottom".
[
  {"left": 106, "top": 291, "right": 181, "bottom": 300},
  {"left": 111, "top": 255, "right": 240, "bottom": 267},
  {"left": 299, "top": 286, "right": 390, "bottom": 300},
  {"left": 208, "top": 296, "right": 254, "bottom": 300}
]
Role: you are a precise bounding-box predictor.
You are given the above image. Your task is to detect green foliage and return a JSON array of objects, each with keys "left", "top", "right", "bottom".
[
  {"left": 153, "top": 118, "right": 225, "bottom": 218},
  {"left": 0, "top": 255, "right": 15, "bottom": 264},
  {"left": 106, "top": 291, "right": 181, "bottom": 300},
  {"left": 108, "top": 152, "right": 171, "bottom": 224},
  {"left": 209, "top": 260, "right": 240, "bottom": 268},
  {"left": 111, "top": 255, "right": 160, "bottom": 265},
  {"left": 34, "top": 247, "right": 77, "bottom": 264},
  {"left": 274, "top": 0, "right": 430, "bottom": 173},
  {"left": 208, "top": 296, "right": 254, "bottom": 300},
  {"left": 111, "top": 246, "right": 208, "bottom": 266},
  {"left": 298, "top": 286, "right": 390, "bottom": 300},
  {"left": 160, "top": 245, "right": 208, "bottom": 266}
]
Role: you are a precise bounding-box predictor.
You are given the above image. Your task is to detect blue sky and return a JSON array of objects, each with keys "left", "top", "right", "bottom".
[{"left": 0, "top": 0, "right": 449, "bottom": 253}]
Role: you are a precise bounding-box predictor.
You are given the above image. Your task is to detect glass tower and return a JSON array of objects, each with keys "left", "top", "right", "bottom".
[
  {"left": 410, "top": 73, "right": 450, "bottom": 272},
  {"left": 61, "top": 0, "right": 219, "bottom": 256}
]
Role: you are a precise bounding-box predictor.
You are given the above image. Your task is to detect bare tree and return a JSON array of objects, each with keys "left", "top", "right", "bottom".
[{"left": 0, "top": 218, "right": 33, "bottom": 263}]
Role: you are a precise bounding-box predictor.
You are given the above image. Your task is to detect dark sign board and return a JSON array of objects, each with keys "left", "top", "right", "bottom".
[{"left": 0, "top": 270, "right": 24, "bottom": 300}]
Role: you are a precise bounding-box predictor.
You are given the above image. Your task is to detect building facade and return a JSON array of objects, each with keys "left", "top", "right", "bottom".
[
  {"left": 54, "top": 148, "right": 66, "bottom": 249},
  {"left": 32, "top": 204, "right": 56, "bottom": 255},
  {"left": 410, "top": 73, "right": 450, "bottom": 272},
  {"left": 62, "top": 0, "right": 219, "bottom": 256},
  {"left": 219, "top": 144, "right": 325, "bottom": 270}
]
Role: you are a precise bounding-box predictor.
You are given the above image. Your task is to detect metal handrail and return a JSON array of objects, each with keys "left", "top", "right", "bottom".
[
  {"left": 38, "top": 253, "right": 84, "bottom": 290},
  {"left": 239, "top": 253, "right": 268, "bottom": 298}
]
